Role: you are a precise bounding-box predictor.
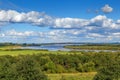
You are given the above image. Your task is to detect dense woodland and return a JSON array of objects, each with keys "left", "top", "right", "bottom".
[{"left": 0, "top": 51, "right": 120, "bottom": 80}]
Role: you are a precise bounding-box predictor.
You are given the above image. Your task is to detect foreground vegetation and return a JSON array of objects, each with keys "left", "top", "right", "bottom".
[
  {"left": 0, "top": 48, "right": 120, "bottom": 80},
  {"left": 0, "top": 43, "right": 120, "bottom": 80}
]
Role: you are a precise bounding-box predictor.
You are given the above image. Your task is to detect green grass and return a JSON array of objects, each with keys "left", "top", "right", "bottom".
[
  {"left": 0, "top": 50, "right": 43, "bottom": 56},
  {"left": 47, "top": 72, "right": 96, "bottom": 80},
  {"left": 0, "top": 49, "right": 82, "bottom": 56}
]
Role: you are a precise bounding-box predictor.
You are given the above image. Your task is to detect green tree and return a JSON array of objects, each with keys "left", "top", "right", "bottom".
[
  {"left": 93, "top": 56, "right": 120, "bottom": 80},
  {"left": 0, "top": 56, "right": 16, "bottom": 80},
  {"left": 15, "top": 55, "right": 48, "bottom": 80},
  {"left": 44, "top": 61, "right": 56, "bottom": 73},
  {"left": 0, "top": 55, "right": 48, "bottom": 80}
]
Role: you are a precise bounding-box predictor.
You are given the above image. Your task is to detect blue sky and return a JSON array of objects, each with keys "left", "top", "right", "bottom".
[{"left": 0, "top": 0, "right": 120, "bottom": 43}]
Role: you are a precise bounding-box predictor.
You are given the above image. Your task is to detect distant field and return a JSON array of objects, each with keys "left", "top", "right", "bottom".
[
  {"left": 64, "top": 44, "right": 120, "bottom": 50},
  {"left": 47, "top": 72, "right": 96, "bottom": 80}
]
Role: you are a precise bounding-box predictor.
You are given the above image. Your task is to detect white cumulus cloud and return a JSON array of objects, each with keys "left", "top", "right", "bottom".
[
  {"left": 101, "top": 4, "right": 113, "bottom": 13},
  {"left": 54, "top": 18, "right": 89, "bottom": 28},
  {"left": 90, "top": 15, "right": 119, "bottom": 29},
  {"left": 0, "top": 10, "right": 53, "bottom": 26}
]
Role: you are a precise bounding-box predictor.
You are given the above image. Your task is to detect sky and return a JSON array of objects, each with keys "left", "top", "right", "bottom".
[{"left": 0, "top": 0, "right": 120, "bottom": 43}]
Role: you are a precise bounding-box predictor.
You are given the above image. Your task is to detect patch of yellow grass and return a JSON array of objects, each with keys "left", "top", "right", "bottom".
[{"left": 47, "top": 72, "right": 96, "bottom": 80}]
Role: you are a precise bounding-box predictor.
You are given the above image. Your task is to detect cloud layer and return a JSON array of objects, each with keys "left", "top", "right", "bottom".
[
  {"left": 0, "top": 10, "right": 119, "bottom": 29},
  {"left": 0, "top": 29, "right": 120, "bottom": 43},
  {"left": 0, "top": 9, "right": 120, "bottom": 43}
]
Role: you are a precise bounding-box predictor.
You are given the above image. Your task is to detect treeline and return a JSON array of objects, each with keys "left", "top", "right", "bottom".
[
  {"left": 0, "top": 43, "right": 41, "bottom": 47},
  {"left": 0, "top": 51, "right": 120, "bottom": 80}
]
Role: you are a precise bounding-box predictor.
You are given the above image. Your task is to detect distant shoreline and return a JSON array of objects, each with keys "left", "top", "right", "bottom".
[{"left": 64, "top": 44, "right": 120, "bottom": 50}]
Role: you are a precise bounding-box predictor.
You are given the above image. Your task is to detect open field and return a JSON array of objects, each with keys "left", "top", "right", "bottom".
[
  {"left": 47, "top": 72, "right": 96, "bottom": 80},
  {"left": 0, "top": 49, "right": 44, "bottom": 56},
  {"left": 0, "top": 49, "right": 82, "bottom": 56}
]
